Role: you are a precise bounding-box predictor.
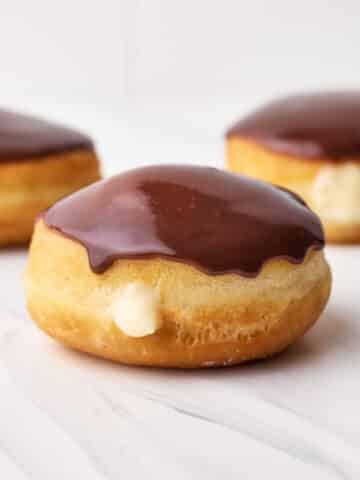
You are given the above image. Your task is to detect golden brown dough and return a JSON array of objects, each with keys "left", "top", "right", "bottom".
[
  {"left": 0, "top": 149, "right": 100, "bottom": 245},
  {"left": 227, "top": 137, "right": 360, "bottom": 243},
  {"left": 24, "top": 220, "right": 331, "bottom": 368}
]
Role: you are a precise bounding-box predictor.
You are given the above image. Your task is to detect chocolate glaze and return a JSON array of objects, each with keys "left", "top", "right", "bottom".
[
  {"left": 43, "top": 165, "right": 324, "bottom": 277},
  {"left": 227, "top": 92, "right": 360, "bottom": 160},
  {"left": 0, "top": 109, "right": 93, "bottom": 162}
]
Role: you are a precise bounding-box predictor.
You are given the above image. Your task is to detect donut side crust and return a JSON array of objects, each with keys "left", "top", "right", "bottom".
[
  {"left": 0, "top": 149, "right": 100, "bottom": 245},
  {"left": 226, "top": 137, "right": 360, "bottom": 244},
  {"left": 25, "top": 221, "right": 331, "bottom": 368}
]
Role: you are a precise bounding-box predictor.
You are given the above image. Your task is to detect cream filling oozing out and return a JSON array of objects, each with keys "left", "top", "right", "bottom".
[
  {"left": 109, "top": 282, "right": 162, "bottom": 337},
  {"left": 311, "top": 162, "right": 360, "bottom": 223}
]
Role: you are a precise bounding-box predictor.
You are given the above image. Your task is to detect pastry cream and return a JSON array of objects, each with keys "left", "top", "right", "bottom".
[
  {"left": 109, "top": 283, "right": 162, "bottom": 337},
  {"left": 312, "top": 163, "right": 360, "bottom": 223}
]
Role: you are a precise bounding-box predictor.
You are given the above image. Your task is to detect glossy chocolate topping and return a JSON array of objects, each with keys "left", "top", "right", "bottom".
[
  {"left": 0, "top": 109, "right": 92, "bottom": 162},
  {"left": 227, "top": 92, "right": 360, "bottom": 160},
  {"left": 44, "top": 165, "right": 324, "bottom": 276}
]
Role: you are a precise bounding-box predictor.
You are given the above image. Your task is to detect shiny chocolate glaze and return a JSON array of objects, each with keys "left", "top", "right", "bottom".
[
  {"left": 227, "top": 92, "right": 360, "bottom": 160},
  {"left": 44, "top": 165, "right": 324, "bottom": 276},
  {"left": 0, "top": 109, "right": 92, "bottom": 162}
]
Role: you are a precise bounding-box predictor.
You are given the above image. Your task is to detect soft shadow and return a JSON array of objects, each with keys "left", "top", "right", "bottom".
[
  {"left": 0, "top": 244, "right": 29, "bottom": 258},
  {"left": 49, "top": 304, "right": 355, "bottom": 382},
  {"left": 0, "top": 242, "right": 29, "bottom": 252},
  {"left": 199, "top": 305, "right": 357, "bottom": 379},
  {"left": 54, "top": 339, "right": 191, "bottom": 381}
]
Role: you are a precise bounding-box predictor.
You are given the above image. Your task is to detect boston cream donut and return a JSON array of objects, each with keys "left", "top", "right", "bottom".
[
  {"left": 0, "top": 109, "right": 100, "bottom": 245},
  {"left": 226, "top": 92, "right": 360, "bottom": 243},
  {"left": 25, "top": 166, "right": 331, "bottom": 368}
]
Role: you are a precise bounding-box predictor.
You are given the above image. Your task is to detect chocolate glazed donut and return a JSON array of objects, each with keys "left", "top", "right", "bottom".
[
  {"left": 25, "top": 166, "right": 331, "bottom": 368},
  {"left": 226, "top": 92, "right": 360, "bottom": 244},
  {"left": 0, "top": 109, "right": 101, "bottom": 245}
]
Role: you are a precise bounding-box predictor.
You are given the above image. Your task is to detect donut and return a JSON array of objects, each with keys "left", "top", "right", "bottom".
[
  {"left": 0, "top": 109, "right": 100, "bottom": 245},
  {"left": 226, "top": 92, "right": 360, "bottom": 243},
  {"left": 24, "top": 165, "right": 331, "bottom": 368}
]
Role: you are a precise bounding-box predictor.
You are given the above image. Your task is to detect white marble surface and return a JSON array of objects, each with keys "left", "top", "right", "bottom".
[
  {"left": 1, "top": 110, "right": 360, "bottom": 479},
  {"left": 0, "top": 229, "right": 359, "bottom": 478},
  {"left": 1, "top": 244, "right": 359, "bottom": 479}
]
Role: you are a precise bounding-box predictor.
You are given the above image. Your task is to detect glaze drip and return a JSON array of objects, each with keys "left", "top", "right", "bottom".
[{"left": 44, "top": 165, "right": 324, "bottom": 276}]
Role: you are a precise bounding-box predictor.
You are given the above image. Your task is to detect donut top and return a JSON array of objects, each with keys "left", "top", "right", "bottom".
[
  {"left": 43, "top": 165, "right": 324, "bottom": 277},
  {"left": 0, "top": 109, "right": 93, "bottom": 162},
  {"left": 227, "top": 92, "right": 360, "bottom": 160}
]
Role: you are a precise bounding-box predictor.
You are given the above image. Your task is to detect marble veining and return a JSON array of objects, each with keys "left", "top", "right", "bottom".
[{"left": 0, "top": 247, "right": 359, "bottom": 479}]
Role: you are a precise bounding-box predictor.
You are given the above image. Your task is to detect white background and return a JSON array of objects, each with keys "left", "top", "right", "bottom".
[
  {"left": 1, "top": 2, "right": 360, "bottom": 478},
  {"left": 1, "top": 0, "right": 360, "bottom": 172}
]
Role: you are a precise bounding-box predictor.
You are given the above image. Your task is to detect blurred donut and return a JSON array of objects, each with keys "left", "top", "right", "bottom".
[
  {"left": 0, "top": 109, "right": 100, "bottom": 245},
  {"left": 226, "top": 92, "right": 360, "bottom": 243}
]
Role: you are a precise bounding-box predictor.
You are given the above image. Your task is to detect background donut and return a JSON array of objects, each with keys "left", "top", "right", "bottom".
[
  {"left": 0, "top": 109, "right": 101, "bottom": 245},
  {"left": 226, "top": 92, "right": 360, "bottom": 244}
]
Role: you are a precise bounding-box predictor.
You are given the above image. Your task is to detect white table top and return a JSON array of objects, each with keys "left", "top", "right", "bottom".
[
  {"left": 1, "top": 109, "right": 360, "bottom": 479},
  {"left": 0, "top": 238, "right": 359, "bottom": 479}
]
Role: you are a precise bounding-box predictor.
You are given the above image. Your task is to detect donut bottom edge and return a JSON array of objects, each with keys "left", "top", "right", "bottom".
[{"left": 27, "top": 278, "right": 330, "bottom": 368}]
